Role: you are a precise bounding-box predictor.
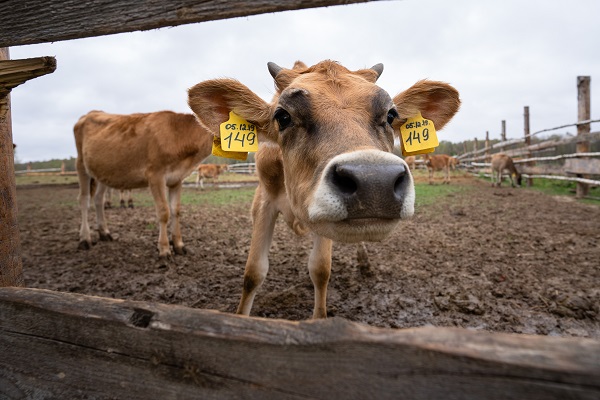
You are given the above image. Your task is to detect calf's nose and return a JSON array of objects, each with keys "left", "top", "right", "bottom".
[{"left": 329, "top": 163, "right": 408, "bottom": 218}]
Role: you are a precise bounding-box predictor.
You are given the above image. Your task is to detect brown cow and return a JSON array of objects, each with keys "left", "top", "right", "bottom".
[
  {"left": 75, "top": 110, "right": 213, "bottom": 257},
  {"left": 424, "top": 154, "right": 452, "bottom": 184},
  {"left": 491, "top": 153, "right": 522, "bottom": 187},
  {"left": 195, "top": 163, "right": 228, "bottom": 189},
  {"left": 188, "top": 60, "right": 460, "bottom": 318}
]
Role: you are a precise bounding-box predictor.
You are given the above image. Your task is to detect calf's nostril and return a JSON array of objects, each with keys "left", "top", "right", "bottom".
[
  {"left": 332, "top": 165, "right": 359, "bottom": 195},
  {"left": 394, "top": 165, "right": 407, "bottom": 197}
]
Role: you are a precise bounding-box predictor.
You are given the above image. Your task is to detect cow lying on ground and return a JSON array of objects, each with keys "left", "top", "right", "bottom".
[
  {"left": 75, "top": 110, "right": 213, "bottom": 257},
  {"left": 491, "top": 153, "right": 522, "bottom": 187},
  {"left": 104, "top": 188, "right": 133, "bottom": 209},
  {"left": 424, "top": 154, "right": 452, "bottom": 184},
  {"left": 196, "top": 163, "right": 228, "bottom": 189},
  {"left": 188, "top": 60, "right": 460, "bottom": 318}
]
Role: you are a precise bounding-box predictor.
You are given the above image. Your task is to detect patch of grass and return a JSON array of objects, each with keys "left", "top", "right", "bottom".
[
  {"left": 524, "top": 178, "right": 599, "bottom": 204},
  {"left": 15, "top": 174, "right": 79, "bottom": 186},
  {"left": 125, "top": 187, "right": 257, "bottom": 208},
  {"left": 414, "top": 182, "right": 470, "bottom": 209}
]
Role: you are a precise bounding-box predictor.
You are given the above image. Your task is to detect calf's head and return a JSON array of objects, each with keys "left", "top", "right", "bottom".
[{"left": 188, "top": 60, "right": 459, "bottom": 242}]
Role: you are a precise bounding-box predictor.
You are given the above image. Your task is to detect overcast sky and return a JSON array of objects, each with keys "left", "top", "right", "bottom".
[{"left": 9, "top": 0, "right": 600, "bottom": 162}]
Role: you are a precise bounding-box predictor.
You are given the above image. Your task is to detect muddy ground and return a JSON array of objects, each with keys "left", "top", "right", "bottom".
[{"left": 16, "top": 177, "right": 600, "bottom": 338}]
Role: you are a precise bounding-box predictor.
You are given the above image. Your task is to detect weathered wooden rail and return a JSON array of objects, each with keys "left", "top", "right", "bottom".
[
  {"left": 2, "top": 1, "right": 599, "bottom": 398},
  {"left": 1, "top": 287, "right": 599, "bottom": 400}
]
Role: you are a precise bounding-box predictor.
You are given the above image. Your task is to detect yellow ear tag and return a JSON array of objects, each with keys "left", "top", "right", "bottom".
[
  {"left": 399, "top": 111, "right": 439, "bottom": 156},
  {"left": 211, "top": 136, "right": 248, "bottom": 161},
  {"left": 219, "top": 111, "right": 259, "bottom": 152}
]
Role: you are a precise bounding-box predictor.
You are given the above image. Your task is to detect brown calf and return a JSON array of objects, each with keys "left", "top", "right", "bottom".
[
  {"left": 188, "top": 60, "right": 460, "bottom": 318},
  {"left": 424, "top": 154, "right": 452, "bottom": 184},
  {"left": 195, "top": 163, "right": 228, "bottom": 189},
  {"left": 75, "top": 110, "right": 213, "bottom": 257},
  {"left": 491, "top": 153, "right": 522, "bottom": 187}
]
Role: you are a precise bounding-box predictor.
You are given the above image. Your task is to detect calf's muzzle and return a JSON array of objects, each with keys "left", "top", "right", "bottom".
[{"left": 329, "top": 162, "right": 409, "bottom": 219}]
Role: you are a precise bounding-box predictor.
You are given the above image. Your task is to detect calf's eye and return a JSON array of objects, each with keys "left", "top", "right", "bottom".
[
  {"left": 387, "top": 109, "right": 399, "bottom": 126},
  {"left": 274, "top": 108, "right": 292, "bottom": 130}
]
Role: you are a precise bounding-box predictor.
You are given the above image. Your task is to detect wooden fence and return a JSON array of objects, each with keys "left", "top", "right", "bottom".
[
  {"left": 457, "top": 77, "right": 599, "bottom": 196},
  {"left": 1, "top": 2, "right": 599, "bottom": 398}
]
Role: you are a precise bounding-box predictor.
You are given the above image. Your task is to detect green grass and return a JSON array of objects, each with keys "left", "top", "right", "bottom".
[
  {"left": 523, "top": 178, "right": 599, "bottom": 204},
  {"left": 413, "top": 182, "right": 470, "bottom": 208},
  {"left": 15, "top": 174, "right": 79, "bottom": 185},
  {"left": 125, "top": 187, "right": 257, "bottom": 208}
]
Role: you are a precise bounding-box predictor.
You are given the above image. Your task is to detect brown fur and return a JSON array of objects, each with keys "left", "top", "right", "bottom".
[
  {"left": 424, "top": 154, "right": 452, "bottom": 184},
  {"left": 75, "top": 110, "right": 213, "bottom": 256},
  {"left": 188, "top": 60, "right": 460, "bottom": 319},
  {"left": 491, "top": 153, "right": 522, "bottom": 187}
]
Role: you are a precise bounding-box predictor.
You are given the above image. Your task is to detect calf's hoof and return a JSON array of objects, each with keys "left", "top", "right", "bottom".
[
  {"left": 99, "top": 232, "right": 113, "bottom": 241},
  {"left": 78, "top": 240, "right": 92, "bottom": 250},
  {"left": 173, "top": 245, "right": 187, "bottom": 256}
]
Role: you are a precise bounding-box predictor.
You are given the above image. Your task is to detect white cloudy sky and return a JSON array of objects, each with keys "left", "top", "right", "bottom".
[{"left": 9, "top": 0, "right": 600, "bottom": 162}]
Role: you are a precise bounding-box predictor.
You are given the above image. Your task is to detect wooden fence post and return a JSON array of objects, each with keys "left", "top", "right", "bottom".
[
  {"left": 523, "top": 106, "right": 533, "bottom": 187},
  {"left": 474, "top": 137, "right": 478, "bottom": 154},
  {"left": 485, "top": 131, "right": 490, "bottom": 161},
  {"left": 501, "top": 120, "right": 506, "bottom": 142},
  {"left": 0, "top": 51, "right": 55, "bottom": 287},
  {"left": 576, "top": 76, "right": 591, "bottom": 198},
  {"left": 0, "top": 47, "right": 23, "bottom": 287}
]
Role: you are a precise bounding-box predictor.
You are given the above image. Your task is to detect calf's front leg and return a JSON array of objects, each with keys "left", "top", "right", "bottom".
[
  {"left": 309, "top": 235, "right": 332, "bottom": 319},
  {"left": 237, "top": 191, "right": 278, "bottom": 316}
]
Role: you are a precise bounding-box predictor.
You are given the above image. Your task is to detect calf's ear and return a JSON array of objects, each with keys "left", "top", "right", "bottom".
[
  {"left": 392, "top": 80, "right": 460, "bottom": 131},
  {"left": 188, "top": 79, "right": 275, "bottom": 142}
]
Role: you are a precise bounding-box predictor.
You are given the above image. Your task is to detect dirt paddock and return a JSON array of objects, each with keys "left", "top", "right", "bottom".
[{"left": 16, "top": 177, "right": 600, "bottom": 338}]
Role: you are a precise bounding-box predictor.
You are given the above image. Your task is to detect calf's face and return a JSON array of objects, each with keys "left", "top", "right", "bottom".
[{"left": 188, "top": 61, "right": 460, "bottom": 243}]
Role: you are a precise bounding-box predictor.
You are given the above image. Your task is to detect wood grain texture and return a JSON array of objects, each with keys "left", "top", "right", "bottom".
[
  {"left": 0, "top": 57, "right": 57, "bottom": 98},
  {"left": 0, "top": 0, "right": 374, "bottom": 47},
  {"left": 1, "top": 287, "right": 599, "bottom": 399}
]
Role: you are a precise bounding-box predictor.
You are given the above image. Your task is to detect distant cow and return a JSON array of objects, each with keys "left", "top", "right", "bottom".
[
  {"left": 424, "top": 154, "right": 452, "bottom": 184},
  {"left": 75, "top": 110, "right": 213, "bottom": 257},
  {"left": 196, "top": 163, "right": 228, "bottom": 189},
  {"left": 491, "top": 153, "right": 522, "bottom": 187},
  {"left": 188, "top": 60, "right": 460, "bottom": 318},
  {"left": 404, "top": 155, "right": 416, "bottom": 170}
]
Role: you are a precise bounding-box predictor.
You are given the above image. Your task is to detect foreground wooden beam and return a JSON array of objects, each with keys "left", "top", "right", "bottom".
[
  {"left": 0, "top": 0, "right": 373, "bottom": 48},
  {"left": 1, "top": 288, "right": 598, "bottom": 399}
]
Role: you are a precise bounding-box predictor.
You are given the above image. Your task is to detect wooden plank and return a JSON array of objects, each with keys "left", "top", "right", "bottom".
[
  {"left": 0, "top": 57, "right": 57, "bottom": 98},
  {"left": 0, "top": 0, "right": 373, "bottom": 47},
  {"left": 565, "top": 158, "right": 600, "bottom": 175},
  {"left": 1, "top": 288, "right": 599, "bottom": 399}
]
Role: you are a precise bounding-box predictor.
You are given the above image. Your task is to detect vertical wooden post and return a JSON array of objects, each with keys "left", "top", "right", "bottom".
[
  {"left": 0, "top": 47, "right": 24, "bottom": 287},
  {"left": 523, "top": 106, "right": 533, "bottom": 187},
  {"left": 501, "top": 120, "right": 506, "bottom": 142},
  {"left": 462, "top": 141, "right": 467, "bottom": 155},
  {"left": 473, "top": 137, "right": 478, "bottom": 153},
  {"left": 484, "top": 131, "right": 490, "bottom": 161},
  {"left": 576, "top": 76, "right": 591, "bottom": 198}
]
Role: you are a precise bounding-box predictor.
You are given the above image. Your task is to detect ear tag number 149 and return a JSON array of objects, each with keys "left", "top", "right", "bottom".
[
  {"left": 399, "top": 111, "right": 439, "bottom": 156},
  {"left": 220, "top": 111, "right": 259, "bottom": 152}
]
